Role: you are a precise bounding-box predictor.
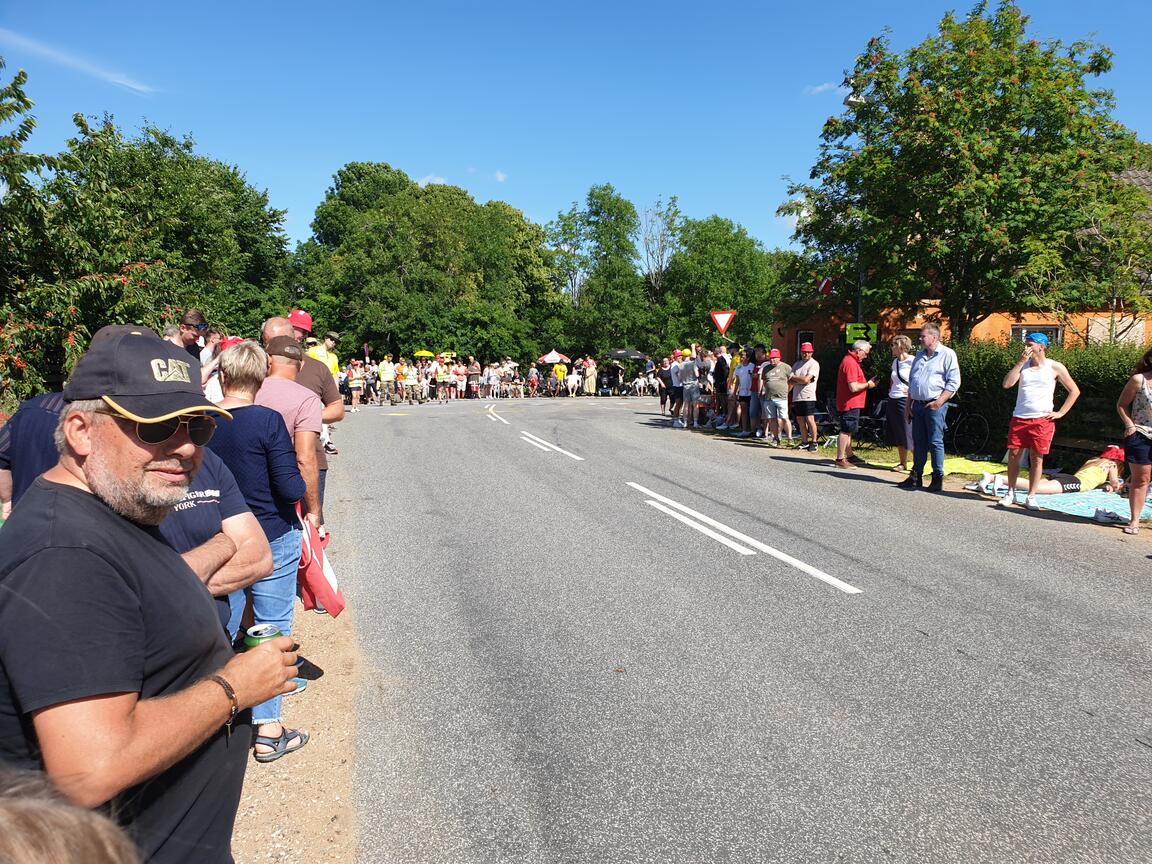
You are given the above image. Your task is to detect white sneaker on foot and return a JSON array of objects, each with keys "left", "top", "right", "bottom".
[
  {"left": 1024, "top": 496, "right": 1041, "bottom": 511},
  {"left": 998, "top": 492, "right": 1015, "bottom": 508}
]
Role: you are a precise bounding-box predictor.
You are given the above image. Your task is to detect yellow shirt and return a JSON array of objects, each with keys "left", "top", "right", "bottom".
[
  {"left": 1073, "top": 463, "right": 1109, "bottom": 490},
  {"left": 307, "top": 345, "right": 340, "bottom": 378}
]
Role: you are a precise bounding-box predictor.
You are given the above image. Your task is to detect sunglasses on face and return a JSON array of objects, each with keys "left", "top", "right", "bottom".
[{"left": 100, "top": 410, "right": 216, "bottom": 446}]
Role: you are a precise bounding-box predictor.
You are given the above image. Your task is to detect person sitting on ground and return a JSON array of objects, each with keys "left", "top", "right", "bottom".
[{"left": 967, "top": 446, "right": 1126, "bottom": 498}]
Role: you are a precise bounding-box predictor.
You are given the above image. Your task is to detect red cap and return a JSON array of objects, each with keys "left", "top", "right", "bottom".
[
  {"left": 800, "top": 342, "right": 815, "bottom": 353},
  {"left": 220, "top": 336, "right": 246, "bottom": 351},
  {"left": 672, "top": 349, "right": 683, "bottom": 358},
  {"left": 769, "top": 348, "right": 782, "bottom": 358},
  {"left": 287, "top": 309, "right": 313, "bottom": 334},
  {"left": 1100, "top": 445, "right": 1125, "bottom": 462}
]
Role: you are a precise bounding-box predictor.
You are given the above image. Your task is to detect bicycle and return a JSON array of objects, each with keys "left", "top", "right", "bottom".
[{"left": 943, "top": 400, "right": 990, "bottom": 455}]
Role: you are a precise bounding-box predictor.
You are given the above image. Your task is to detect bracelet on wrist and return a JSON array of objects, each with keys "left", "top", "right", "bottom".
[{"left": 207, "top": 674, "right": 239, "bottom": 737}]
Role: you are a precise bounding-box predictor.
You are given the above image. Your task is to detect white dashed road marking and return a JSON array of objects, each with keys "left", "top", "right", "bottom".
[
  {"left": 628, "top": 481, "right": 861, "bottom": 595},
  {"left": 520, "top": 431, "right": 584, "bottom": 461}
]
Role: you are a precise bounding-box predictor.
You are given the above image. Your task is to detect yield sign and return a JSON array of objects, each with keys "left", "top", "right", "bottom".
[{"left": 710, "top": 310, "right": 736, "bottom": 336}]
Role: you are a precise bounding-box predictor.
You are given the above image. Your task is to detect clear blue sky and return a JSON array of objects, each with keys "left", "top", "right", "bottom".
[{"left": 2, "top": 1, "right": 1149, "bottom": 251}]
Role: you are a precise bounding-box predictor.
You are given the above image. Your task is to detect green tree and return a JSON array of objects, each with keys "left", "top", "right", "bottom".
[
  {"left": 641, "top": 195, "right": 682, "bottom": 306},
  {"left": 781, "top": 0, "right": 1141, "bottom": 341},
  {"left": 0, "top": 76, "right": 293, "bottom": 407},
  {"left": 662, "top": 217, "right": 793, "bottom": 347},
  {"left": 570, "top": 183, "right": 648, "bottom": 353},
  {"left": 296, "top": 162, "right": 566, "bottom": 363}
]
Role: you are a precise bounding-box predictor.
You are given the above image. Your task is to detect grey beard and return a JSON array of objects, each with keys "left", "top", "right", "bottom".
[{"left": 83, "top": 453, "right": 190, "bottom": 526}]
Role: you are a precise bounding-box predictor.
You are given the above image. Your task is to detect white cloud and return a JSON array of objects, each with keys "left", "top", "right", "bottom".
[
  {"left": 777, "top": 213, "right": 800, "bottom": 231},
  {"left": 494, "top": 170, "right": 507, "bottom": 183},
  {"left": 803, "top": 82, "right": 848, "bottom": 97},
  {"left": 417, "top": 175, "right": 446, "bottom": 187},
  {"left": 0, "top": 27, "right": 156, "bottom": 94}
]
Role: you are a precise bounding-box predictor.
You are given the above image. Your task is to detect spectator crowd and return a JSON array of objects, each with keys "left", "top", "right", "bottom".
[
  {"left": 646, "top": 323, "right": 1143, "bottom": 532},
  {"left": 0, "top": 309, "right": 1146, "bottom": 864}
]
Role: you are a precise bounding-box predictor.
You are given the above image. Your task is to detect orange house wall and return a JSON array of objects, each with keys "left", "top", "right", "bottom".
[{"left": 774, "top": 306, "right": 1152, "bottom": 362}]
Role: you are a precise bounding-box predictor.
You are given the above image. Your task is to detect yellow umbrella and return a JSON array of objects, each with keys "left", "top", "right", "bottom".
[{"left": 413, "top": 350, "right": 434, "bottom": 358}]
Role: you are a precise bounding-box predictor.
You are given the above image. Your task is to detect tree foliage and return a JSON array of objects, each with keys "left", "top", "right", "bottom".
[
  {"left": 0, "top": 59, "right": 292, "bottom": 407},
  {"left": 662, "top": 217, "right": 792, "bottom": 348},
  {"left": 295, "top": 162, "right": 569, "bottom": 363},
  {"left": 782, "top": 0, "right": 1145, "bottom": 341}
]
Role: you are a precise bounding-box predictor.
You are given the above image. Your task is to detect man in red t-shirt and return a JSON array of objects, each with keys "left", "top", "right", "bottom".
[{"left": 834, "top": 340, "right": 877, "bottom": 469}]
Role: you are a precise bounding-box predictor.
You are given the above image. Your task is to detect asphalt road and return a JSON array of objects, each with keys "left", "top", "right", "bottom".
[{"left": 324, "top": 397, "right": 1152, "bottom": 864}]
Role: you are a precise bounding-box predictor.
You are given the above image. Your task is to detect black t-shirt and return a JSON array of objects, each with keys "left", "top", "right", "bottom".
[
  {"left": 714, "top": 355, "right": 729, "bottom": 388},
  {"left": 0, "top": 479, "right": 251, "bottom": 864},
  {"left": 157, "top": 449, "right": 252, "bottom": 631}
]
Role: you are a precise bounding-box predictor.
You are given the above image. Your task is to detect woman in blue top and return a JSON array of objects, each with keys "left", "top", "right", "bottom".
[{"left": 208, "top": 340, "right": 309, "bottom": 764}]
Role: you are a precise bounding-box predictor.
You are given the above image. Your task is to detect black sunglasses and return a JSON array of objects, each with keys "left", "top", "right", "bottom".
[{"left": 100, "top": 411, "right": 216, "bottom": 446}]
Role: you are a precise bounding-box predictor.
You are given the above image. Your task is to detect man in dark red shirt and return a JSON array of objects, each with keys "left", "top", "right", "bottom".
[{"left": 834, "top": 340, "right": 877, "bottom": 469}]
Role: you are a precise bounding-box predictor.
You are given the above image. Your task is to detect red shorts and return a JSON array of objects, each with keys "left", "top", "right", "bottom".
[{"left": 1006, "top": 416, "right": 1055, "bottom": 454}]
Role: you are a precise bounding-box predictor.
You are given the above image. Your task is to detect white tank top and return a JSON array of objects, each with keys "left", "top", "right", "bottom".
[{"left": 1013, "top": 359, "right": 1055, "bottom": 418}]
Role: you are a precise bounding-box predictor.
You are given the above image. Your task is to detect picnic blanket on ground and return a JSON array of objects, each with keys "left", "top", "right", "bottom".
[
  {"left": 860, "top": 456, "right": 1008, "bottom": 476},
  {"left": 992, "top": 487, "right": 1152, "bottom": 522}
]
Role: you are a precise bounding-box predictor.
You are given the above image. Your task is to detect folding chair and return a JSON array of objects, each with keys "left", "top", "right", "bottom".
[{"left": 812, "top": 396, "right": 841, "bottom": 450}]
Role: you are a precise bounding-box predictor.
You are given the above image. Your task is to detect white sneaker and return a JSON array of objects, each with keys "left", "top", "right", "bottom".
[
  {"left": 1024, "top": 496, "right": 1041, "bottom": 511},
  {"left": 754, "top": 429, "right": 764, "bottom": 438},
  {"left": 1094, "top": 508, "right": 1126, "bottom": 524},
  {"left": 998, "top": 492, "right": 1015, "bottom": 508}
]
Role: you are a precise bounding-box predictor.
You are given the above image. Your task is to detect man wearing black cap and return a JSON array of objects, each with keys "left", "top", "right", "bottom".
[{"left": 0, "top": 327, "right": 298, "bottom": 864}]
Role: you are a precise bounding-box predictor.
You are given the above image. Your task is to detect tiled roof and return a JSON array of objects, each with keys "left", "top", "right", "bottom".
[{"left": 1119, "top": 167, "right": 1152, "bottom": 197}]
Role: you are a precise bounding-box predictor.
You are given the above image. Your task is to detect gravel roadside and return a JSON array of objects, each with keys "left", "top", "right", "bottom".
[{"left": 232, "top": 598, "right": 361, "bottom": 863}]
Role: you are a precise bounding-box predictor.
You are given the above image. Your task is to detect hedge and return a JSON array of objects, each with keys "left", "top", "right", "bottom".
[{"left": 836, "top": 340, "right": 1147, "bottom": 453}]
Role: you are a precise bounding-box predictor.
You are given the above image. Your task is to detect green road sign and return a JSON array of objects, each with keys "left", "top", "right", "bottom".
[{"left": 845, "top": 323, "right": 878, "bottom": 343}]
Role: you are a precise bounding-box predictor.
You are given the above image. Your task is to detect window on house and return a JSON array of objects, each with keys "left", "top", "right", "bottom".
[{"left": 1010, "top": 325, "right": 1062, "bottom": 346}]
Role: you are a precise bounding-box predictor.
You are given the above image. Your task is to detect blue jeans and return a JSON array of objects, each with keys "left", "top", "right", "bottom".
[
  {"left": 228, "top": 528, "right": 302, "bottom": 726},
  {"left": 911, "top": 400, "right": 948, "bottom": 477},
  {"left": 748, "top": 392, "right": 763, "bottom": 423}
]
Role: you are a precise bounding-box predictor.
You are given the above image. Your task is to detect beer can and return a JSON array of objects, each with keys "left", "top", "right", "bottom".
[{"left": 244, "top": 623, "right": 282, "bottom": 650}]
